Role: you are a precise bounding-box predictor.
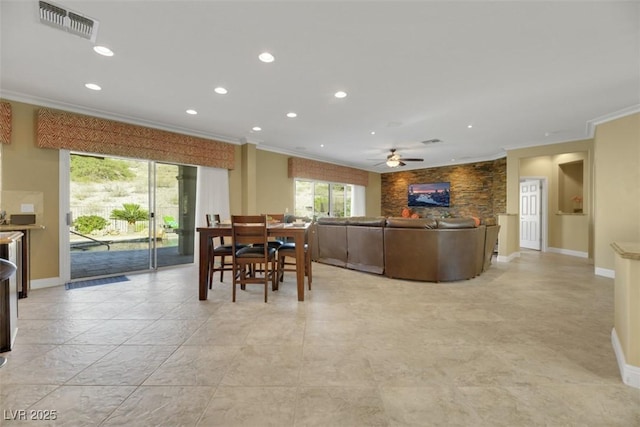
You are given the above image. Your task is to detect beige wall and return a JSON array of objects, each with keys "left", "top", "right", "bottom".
[
  {"left": 505, "top": 139, "right": 593, "bottom": 258},
  {"left": 519, "top": 150, "right": 590, "bottom": 254},
  {"left": 1, "top": 101, "right": 60, "bottom": 280},
  {"left": 594, "top": 113, "right": 640, "bottom": 272},
  {"left": 366, "top": 172, "right": 382, "bottom": 217},
  {"left": 256, "top": 149, "right": 294, "bottom": 215}
]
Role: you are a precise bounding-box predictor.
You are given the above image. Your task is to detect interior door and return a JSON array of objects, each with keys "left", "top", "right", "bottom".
[{"left": 520, "top": 179, "right": 541, "bottom": 250}]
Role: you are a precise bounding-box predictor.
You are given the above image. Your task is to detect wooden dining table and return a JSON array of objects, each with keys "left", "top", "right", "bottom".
[{"left": 196, "top": 222, "right": 311, "bottom": 301}]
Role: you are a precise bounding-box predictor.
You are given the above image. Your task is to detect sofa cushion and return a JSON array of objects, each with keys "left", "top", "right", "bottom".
[
  {"left": 347, "top": 217, "right": 386, "bottom": 227},
  {"left": 385, "top": 218, "right": 437, "bottom": 229},
  {"left": 437, "top": 218, "right": 477, "bottom": 229},
  {"left": 316, "top": 217, "right": 348, "bottom": 225}
]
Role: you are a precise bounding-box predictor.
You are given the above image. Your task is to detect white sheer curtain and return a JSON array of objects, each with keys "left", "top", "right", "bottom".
[
  {"left": 351, "top": 184, "right": 366, "bottom": 216},
  {"left": 193, "top": 166, "right": 230, "bottom": 259}
]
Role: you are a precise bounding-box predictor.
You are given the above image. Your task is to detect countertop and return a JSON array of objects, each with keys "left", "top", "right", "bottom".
[
  {"left": 0, "top": 231, "right": 24, "bottom": 244},
  {"left": 0, "top": 224, "right": 45, "bottom": 231}
]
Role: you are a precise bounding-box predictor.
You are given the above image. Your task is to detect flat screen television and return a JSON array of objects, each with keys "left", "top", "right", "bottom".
[{"left": 408, "top": 182, "right": 450, "bottom": 207}]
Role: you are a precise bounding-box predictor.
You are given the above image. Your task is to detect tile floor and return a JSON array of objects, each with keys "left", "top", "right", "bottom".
[{"left": 1, "top": 251, "right": 639, "bottom": 426}]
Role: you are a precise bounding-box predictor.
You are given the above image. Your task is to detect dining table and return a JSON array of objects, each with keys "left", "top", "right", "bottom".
[{"left": 196, "top": 222, "right": 311, "bottom": 301}]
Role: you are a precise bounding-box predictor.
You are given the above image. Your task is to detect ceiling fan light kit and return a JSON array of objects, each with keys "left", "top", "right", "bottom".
[{"left": 379, "top": 149, "right": 424, "bottom": 168}]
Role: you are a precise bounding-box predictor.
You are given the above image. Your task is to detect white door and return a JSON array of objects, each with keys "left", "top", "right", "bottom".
[{"left": 520, "top": 179, "right": 541, "bottom": 250}]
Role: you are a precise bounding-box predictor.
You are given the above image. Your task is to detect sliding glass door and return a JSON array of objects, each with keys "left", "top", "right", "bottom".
[{"left": 67, "top": 153, "right": 196, "bottom": 280}]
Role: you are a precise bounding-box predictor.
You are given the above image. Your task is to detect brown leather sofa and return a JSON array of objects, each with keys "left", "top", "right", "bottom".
[
  {"left": 315, "top": 217, "right": 386, "bottom": 274},
  {"left": 314, "top": 216, "right": 500, "bottom": 282},
  {"left": 384, "top": 217, "right": 490, "bottom": 282}
]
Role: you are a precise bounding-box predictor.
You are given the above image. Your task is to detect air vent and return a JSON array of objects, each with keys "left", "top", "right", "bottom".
[
  {"left": 39, "top": 1, "right": 99, "bottom": 41},
  {"left": 420, "top": 138, "right": 442, "bottom": 145}
]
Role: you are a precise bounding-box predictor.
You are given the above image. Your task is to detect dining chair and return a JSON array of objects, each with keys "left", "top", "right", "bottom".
[
  {"left": 277, "top": 224, "right": 313, "bottom": 290},
  {"left": 205, "top": 213, "right": 244, "bottom": 288},
  {"left": 231, "top": 215, "right": 278, "bottom": 302}
]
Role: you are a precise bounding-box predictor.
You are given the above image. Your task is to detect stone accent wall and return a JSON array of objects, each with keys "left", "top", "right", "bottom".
[{"left": 381, "top": 158, "right": 506, "bottom": 222}]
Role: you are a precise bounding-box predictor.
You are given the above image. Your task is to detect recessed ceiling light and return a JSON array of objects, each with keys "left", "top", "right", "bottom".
[
  {"left": 286, "top": 112, "right": 297, "bottom": 118},
  {"left": 93, "top": 45, "right": 114, "bottom": 57},
  {"left": 252, "top": 126, "right": 262, "bottom": 131},
  {"left": 258, "top": 52, "right": 275, "bottom": 63},
  {"left": 186, "top": 109, "right": 198, "bottom": 115},
  {"left": 320, "top": 144, "right": 324, "bottom": 148},
  {"left": 370, "top": 131, "right": 376, "bottom": 135},
  {"left": 214, "top": 87, "right": 228, "bottom": 95},
  {"left": 84, "top": 83, "right": 101, "bottom": 91},
  {"left": 467, "top": 124, "right": 473, "bottom": 129},
  {"left": 334, "top": 91, "right": 347, "bottom": 99}
]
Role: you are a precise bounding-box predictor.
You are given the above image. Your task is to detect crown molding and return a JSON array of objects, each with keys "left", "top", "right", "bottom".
[
  {"left": 586, "top": 104, "right": 640, "bottom": 137},
  {"left": 0, "top": 91, "right": 242, "bottom": 145}
]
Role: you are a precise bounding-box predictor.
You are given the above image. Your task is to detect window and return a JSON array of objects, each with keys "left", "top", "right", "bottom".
[{"left": 294, "top": 179, "right": 353, "bottom": 219}]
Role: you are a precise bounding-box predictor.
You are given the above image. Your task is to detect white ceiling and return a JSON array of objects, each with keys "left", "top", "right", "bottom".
[{"left": 1, "top": 1, "right": 639, "bottom": 172}]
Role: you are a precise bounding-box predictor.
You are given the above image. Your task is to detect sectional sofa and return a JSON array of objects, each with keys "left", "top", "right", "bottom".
[{"left": 311, "top": 216, "right": 500, "bottom": 282}]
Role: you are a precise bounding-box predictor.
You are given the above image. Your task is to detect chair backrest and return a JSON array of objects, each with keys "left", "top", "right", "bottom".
[
  {"left": 205, "top": 214, "right": 222, "bottom": 227},
  {"left": 231, "top": 215, "right": 269, "bottom": 248}
]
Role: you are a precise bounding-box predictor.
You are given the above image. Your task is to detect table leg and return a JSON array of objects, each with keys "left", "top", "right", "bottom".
[
  {"left": 199, "top": 231, "right": 210, "bottom": 300},
  {"left": 295, "top": 231, "right": 305, "bottom": 301}
]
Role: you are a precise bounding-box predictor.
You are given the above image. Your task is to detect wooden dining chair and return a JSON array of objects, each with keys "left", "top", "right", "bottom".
[
  {"left": 206, "top": 214, "right": 244, "bottom": 288},
  {"left": 231, "top": 215, "right": 278, "bottom": 302},
  {"left": 276, "top": 225, "right": 313, "bottom": 290}
]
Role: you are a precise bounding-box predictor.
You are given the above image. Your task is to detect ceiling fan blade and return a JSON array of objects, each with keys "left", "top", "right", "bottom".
[
  {"left": 401, "top": 158, "right": 424, "bottom": 162},
  {"left": 372, "top": 161, "right": 387, "bottom": 166},
  {"left": 398, "top": 161, "right": 406, "bottom": 166}
]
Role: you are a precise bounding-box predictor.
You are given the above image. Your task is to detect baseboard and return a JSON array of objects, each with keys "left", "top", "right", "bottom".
[
  {"left": 497, "top": 252, "right": 520, "bottom": 263},
  {"left": 30, "top": 277, "right": 64, "bottom": 290},
  {"left": 595, "top": 267, "right": 615, "bottom": 279},
  {"left": 547, "top": 247, "right": 588, "bottom": 258},
  {"left": 611, "top": 328, "right": 640, "bottom": 389}
]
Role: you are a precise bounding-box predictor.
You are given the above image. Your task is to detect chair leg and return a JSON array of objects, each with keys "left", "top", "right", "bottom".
[
  {"left": 232, "top": 266, "right": 237, "bottom": 302},
  {"left": 219, "top": 255, "right": 225, "bottom": 282},
  {"left": 306, "top": 256, "right": 312, "bottom": 290},
  {"left": 271, "top": 259, "right": 278, "bottom": 291}
]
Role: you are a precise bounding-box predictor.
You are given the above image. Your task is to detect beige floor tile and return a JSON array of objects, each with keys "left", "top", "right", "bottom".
[
  {"left": 300, "top": 343, "right": 377, "bottom": 387},
  {"left": 0, "top": 345, "right": 115, "bottom": 385},
  {"left": 12, "top": 319, "right": 103, "bottom": 345},
  {"left": 66, "top": 345, "right": 177, "bottom": 386},
  {"left": 102, "top": 385, "right": 215, "bottom": 426},
  {"left": 220, "top": 345, "right": 302, "bottom": 386},
  {"left": 25, "top": 385, "right": 135, "bottom": 426},
  {"left": 380, "top": 386, "right": 480, "bottom": 426},
  {"left": 0, "top": 384, "right": 59, "bottom": 413},
  {"left": 296, "top": 386, "right": 388, "bottom": 426},
  {"left": 198, "top": 386, "right": 297, "bottom": 426},
  {"left": 65, "top": 319, "right": 155, "bottom": 345},
  {"left": 143, "top": 345, "right": 241, "bottom": 386},
  {"left": 122, "top": 318, "right": 206, "bottom": 345}
]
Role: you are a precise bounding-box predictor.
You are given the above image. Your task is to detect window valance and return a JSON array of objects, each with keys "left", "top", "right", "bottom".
[
  {"left": 288, "top": 157, "right": 368, "bottom": 187},
  {"left": 0, "top": 102, "right": 11, "bottom": 144},
  {"left": 36, "top": 108, "right": 235, "bottom": 169}
]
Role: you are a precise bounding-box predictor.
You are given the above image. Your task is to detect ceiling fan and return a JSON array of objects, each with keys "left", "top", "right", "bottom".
[{"left": 375, "top": 149, "right": 424, "bottom": 168}]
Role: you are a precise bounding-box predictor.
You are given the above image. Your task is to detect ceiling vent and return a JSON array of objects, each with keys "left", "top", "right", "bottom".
[
  {"left": 420, "top": 138, "right": 442, "bottom": 145},
  {"left": 39, "top": 1, "right": 99, "bottom": 42}
]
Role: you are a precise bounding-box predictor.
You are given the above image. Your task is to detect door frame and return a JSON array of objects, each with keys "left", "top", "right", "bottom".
[
  {"left": 519, "top": 176, "right": 548, "bottom": 252},
  {"left": 59, "top": 150, "right": 71, "bottom": 283}
]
